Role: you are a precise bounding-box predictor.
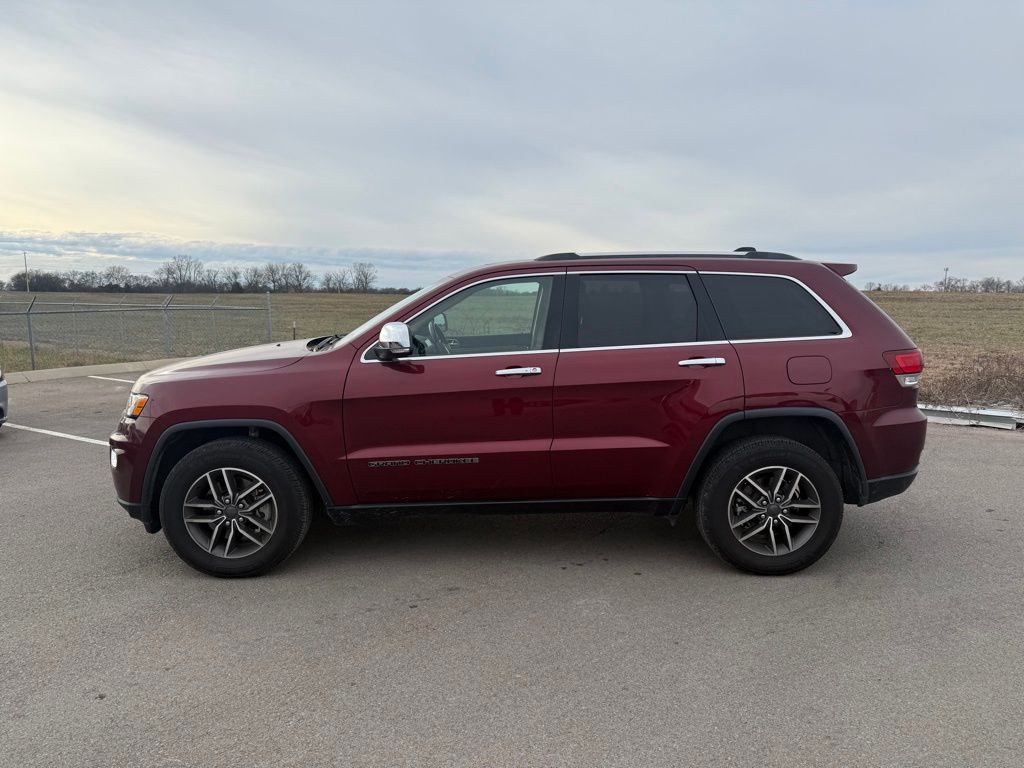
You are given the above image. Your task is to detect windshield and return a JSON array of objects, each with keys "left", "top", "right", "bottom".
[{"left": 337, "top": 279, "right": 446, "bottom": 348}]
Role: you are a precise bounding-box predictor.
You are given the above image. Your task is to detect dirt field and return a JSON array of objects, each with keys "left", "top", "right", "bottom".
[
  {"left": 2, "top": 289, "right": 1021, "bottom": 407},
  {"left": 869, "top": 291, "right": 1024, "bottom": 408},
  {"left": 868, "top": 291, "right": 1024, "bottom": 374}
]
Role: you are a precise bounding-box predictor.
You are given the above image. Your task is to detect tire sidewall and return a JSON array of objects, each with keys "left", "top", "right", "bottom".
[
  {"left": 160, "top": 441, "right": 307, "bottom": 577},
  {"left": 701, "top": 441, "right": 843, "bottom": 574}
]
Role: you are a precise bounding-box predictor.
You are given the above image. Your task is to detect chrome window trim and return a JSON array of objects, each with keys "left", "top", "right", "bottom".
[
  {"left": 571, "top": 269, "right": 695, "bottom": 275},
  {"left": 359, "top": 268, "right": 851, "bottom": 364},
  {"left": 699, "top": 271, "right": 852, "bottom": 343},
  {"left": 363, "top": 348, "right": 561, "bottom": 363},
  {"left": 559, "top": 339, "right": 724, "bottom": 354},
  {"left": 360, "top": 271, "right": 563, "bottom": 363}
]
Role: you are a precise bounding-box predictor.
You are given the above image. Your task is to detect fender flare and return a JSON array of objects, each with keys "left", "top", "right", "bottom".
[
  {"left": 674, "top": 407, "right": 868, "bottom": 509},
  {"left": 140, "top": 419, "right": 334, "bottom": 531}
]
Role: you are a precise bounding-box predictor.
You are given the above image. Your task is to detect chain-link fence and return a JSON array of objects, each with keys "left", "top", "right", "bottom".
[{"left": 0, "top": 294, "right": 273, "bottom": 371}]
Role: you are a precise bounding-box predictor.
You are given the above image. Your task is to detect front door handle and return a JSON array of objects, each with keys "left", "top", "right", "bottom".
[
  {"left": 496, "top": 366, "right": 542, "bottom": 377},
  {"left": 678, "top": 357, "right": 726, "bottom": 367}
]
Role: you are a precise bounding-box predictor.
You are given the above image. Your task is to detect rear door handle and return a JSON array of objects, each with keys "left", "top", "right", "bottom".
[
  {"left": 496, "top": 366, "right": 542, "bottom": 377},
  {"left": 678, "top": 357, "right": 726, "bottom": 367}
]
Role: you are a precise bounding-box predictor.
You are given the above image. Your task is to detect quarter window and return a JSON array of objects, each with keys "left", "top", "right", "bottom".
[
  {"left": 571, "top": 273, "right": 698, "bottom": 348},
  {"left": 406, "top": 276, "right": 555, "bottom": 356},
  {"left": 701, "top": 274, "right": 843, "bottom": 340}
]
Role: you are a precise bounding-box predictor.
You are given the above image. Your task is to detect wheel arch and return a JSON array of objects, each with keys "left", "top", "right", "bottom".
[
  {"left": 675, "top": 408, "right": 868, "bottom": 511},
  {"left": 140, "top": 419, "right": 332, "bottom": 533}
]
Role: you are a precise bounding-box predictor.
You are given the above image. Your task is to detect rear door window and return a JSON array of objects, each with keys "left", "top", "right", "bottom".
[
  {"left": 567, "top": 273, "right": 698, "bottom": 348},
  {"left": 701, "top": 274, "right": 843, "bottom": 340}
]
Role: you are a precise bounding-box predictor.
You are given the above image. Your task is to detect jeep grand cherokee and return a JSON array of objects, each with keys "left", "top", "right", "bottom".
[{"left": 110, "top": 248, "right": 926, "bottom": 577}]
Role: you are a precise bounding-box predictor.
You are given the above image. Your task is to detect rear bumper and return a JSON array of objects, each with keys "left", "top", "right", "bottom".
[
  {"left": 846, "top": 405, "right": 927, "bottom": 480},
  {"left": 865, "top": 467, "right": 918, "bottom": 504}
]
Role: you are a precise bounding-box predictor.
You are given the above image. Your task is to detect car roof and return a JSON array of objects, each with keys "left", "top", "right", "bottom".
[
  {"left": 445, "top": 248, "right": 856, "bottom": 282},
  {"left": 535, "top": 248, "right": 799, "bottom": 262}
]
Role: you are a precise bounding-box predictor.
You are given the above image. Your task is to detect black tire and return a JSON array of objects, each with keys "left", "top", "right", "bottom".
[
  {"left": 159, "top": 438, "right": 313, "bottom": 577},
  {"left": 696, "top": 436, "right": 843, "bottom": 575}
]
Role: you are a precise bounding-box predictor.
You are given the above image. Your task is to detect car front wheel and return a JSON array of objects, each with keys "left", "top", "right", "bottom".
[{"left": 159, "top": 438, "right": 313, "bottom": 577}]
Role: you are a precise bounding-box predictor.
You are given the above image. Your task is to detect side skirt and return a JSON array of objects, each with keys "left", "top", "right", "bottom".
[{"left": 327, "top": 497, "right": 676, "bottom": 525}]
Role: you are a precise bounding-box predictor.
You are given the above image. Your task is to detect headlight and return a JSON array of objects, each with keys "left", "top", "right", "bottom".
[{"left": 125, "top": 392, "right": 150, "bottom": 419}]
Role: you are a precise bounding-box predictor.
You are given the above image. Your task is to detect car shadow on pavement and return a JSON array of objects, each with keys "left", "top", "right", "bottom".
[
  {"left": 269, "top": 501, "right": 906, "bottom": 580},
  {"left": 276, "top": 507, "right": 725, "bottom": 577}
]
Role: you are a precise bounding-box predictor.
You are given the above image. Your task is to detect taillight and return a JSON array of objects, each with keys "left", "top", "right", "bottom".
[{"left": 884, "top": 349, "right": 923, "bottom": 387}]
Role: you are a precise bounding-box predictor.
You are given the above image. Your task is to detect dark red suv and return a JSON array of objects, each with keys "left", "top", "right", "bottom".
[{"left": 110, "top": 249, "right": 926, "bottom": 577}]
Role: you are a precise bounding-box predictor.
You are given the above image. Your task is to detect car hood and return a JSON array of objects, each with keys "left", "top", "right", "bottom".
[{"left": 137, "top": 339, "right": 314, "bottom": 385}]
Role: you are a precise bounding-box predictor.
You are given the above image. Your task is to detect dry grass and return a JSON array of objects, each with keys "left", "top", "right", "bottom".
[
  {"left": 2, "top": 289, "right": 1021, "bottom": 409},
  {"left": 867, "top": 291, "right": 1024, "bottom": 408},
  {"left": 0, "top": 290, "right": 403, "bottom": 339},
  {"left": 0, "top": 290, "right": 403, "bottom": 372},
  {"left": 921, "top": 352, "right": 1024, "bottom": 410}
]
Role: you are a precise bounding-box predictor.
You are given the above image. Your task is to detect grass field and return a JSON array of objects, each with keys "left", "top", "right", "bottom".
[
  {"left": 2, "top": 289, "right": 1021, "bottom": 407},
  {"left": 0, "top": 290, "right": 404, "bottom": 372},
  {"left": 868, "top": 291, "right": 1024, "bottom": 408},
  {"left": 868, "top": 291, "right": 1024, "bottom": 375}
]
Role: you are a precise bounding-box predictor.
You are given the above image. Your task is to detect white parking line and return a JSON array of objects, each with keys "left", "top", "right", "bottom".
[
  {"left": 88, "top": 375, "right": 136, "bottom": 384},
  {"left": 4, "top": 423, "right": 108, "bottom": 446}
]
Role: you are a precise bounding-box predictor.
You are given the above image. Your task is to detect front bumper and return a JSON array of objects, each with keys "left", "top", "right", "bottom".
[
  {"left": 116, "top": 498, "right": 151, "bottom": 524},
  {"left": 110, "top": 415, "right": 160, "bottom": 532}
]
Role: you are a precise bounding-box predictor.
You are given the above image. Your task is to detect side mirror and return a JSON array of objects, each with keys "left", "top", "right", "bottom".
[{"left": 373, "top": 321, "right": 412, "bottom": 361}]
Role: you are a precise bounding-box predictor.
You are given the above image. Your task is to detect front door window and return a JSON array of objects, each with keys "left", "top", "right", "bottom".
[{"left": 406, "top": 277, "right": 555, "bottom": 356}]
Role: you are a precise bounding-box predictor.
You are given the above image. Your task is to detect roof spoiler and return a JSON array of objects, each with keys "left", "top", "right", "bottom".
[{"left": 823, "top": 262, "right": 857, "bottom": 277}]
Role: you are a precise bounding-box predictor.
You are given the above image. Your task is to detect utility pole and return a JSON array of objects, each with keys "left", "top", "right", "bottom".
[
  {"left": 23, "top": 251, "right": 30, "bottom": 293},
  {"left": 943, "top": 266, "right": 949, "bottom": 292}
]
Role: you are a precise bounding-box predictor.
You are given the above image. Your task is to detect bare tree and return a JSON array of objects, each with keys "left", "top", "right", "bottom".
[
  {"left": 263, "top": 263, "right": 286, "bottom": 292},
  {"left": 350, "top": 261, "right": 378, "bottom": 292},
  {"left": 205, "top": 267, "right": 221, "bottom": 291},
  {"left": 242, "top": 265, "right": 267, "bottom": 292},
  {"left": 101, "top": 265, "right": 134, "bottom": 291},
  {"left": 156, "top": 254, "right": 206, "bottom": 291},
  {"left": 282, "top": 262, "right": 315, "bottom": 292},
  {"left": 321, "top": 268, "right": 350, "bottom": 292},
  {"left": 222, "top": 266, "right": 243, "bottom": 293}
]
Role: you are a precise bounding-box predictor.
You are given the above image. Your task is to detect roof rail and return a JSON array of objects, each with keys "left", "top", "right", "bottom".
[{"left": 535, "top": 248, "right": 800, "bottom": 262}]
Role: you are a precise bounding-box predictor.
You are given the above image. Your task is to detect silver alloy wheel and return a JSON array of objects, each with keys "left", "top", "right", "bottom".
[
  {"left": 728, "top": 465, "right": 821, "bottom": 556},
  {"left": 182, "top": 467, "right": 278, "bottom": 559}
]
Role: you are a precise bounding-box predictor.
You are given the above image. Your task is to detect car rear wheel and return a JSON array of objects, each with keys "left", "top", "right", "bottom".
[
  {"left": 696, "top": 436, "right": 844, "bottom": 575},
  {"left": 159, "top": 438, "right": 313, "bottom": 577}
]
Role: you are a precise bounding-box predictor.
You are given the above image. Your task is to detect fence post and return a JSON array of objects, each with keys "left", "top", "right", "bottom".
[
  {"left": 266, "top": 291, "right": 273, "bottom": 342},
  {"left": 72, "top": 301, "right": 80, "bottom": 359},
  {"left": 118, "top": 295, "right": 128, "bottom": 346},
  {"left": 210, "top": 295, "right": 220, "bottom": 351},
  {"left": 162, "top": 295, "right": 173, "bottom": 356},
  {"left": 25, "top": 296, "right": 37, "bottom": 370}
]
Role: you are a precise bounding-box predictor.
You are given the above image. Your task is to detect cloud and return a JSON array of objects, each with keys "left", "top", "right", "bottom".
[
  {"left": 0, "top": 1, "right": 1022, "bottom": 287},
  {"left": 0, "top": 231, "right": 485, "bottom": 287}
]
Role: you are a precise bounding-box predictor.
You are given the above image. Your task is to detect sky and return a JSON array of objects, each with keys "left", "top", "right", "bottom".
[{"left": 1, "top": 0, "right": 1022, "bottom": 289}]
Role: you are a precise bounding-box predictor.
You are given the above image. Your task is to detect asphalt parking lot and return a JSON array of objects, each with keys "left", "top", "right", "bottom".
[{"left": 1, "top": 373, "right": 1022, "bottom": 768}]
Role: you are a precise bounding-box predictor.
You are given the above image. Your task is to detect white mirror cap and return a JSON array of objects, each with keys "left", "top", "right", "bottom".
[{"left": 379, "top": 321, "right": 411, "bottom": 350}]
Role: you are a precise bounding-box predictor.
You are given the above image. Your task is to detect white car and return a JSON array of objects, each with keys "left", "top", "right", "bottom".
[{"left": 0, "top": 367, "right": 7, "bottom": 426}]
